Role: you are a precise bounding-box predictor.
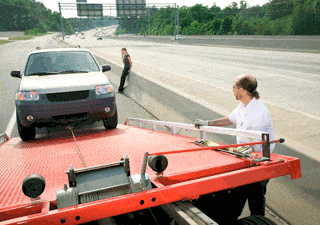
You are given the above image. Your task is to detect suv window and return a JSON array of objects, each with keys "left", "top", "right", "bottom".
[{"left": 25, "top": 51, "right": 100, "bottom": 76}]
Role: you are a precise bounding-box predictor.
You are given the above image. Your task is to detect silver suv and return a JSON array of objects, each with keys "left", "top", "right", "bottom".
[{"left": 11, "top": 48, "right": 117, "bottom": 141}]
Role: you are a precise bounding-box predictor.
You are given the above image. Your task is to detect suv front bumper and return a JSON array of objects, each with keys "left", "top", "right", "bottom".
[{"left": 16, "top": 96, "right": 116, "bottom": 127}]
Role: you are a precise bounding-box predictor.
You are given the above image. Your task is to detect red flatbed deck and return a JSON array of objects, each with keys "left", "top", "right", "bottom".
[{"left": 0, "top": 123, "right": 302, "bottom": 224}]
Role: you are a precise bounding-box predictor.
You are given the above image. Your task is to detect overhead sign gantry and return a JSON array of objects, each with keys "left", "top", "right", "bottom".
[{"left": 58, "top": 1, "right": 179, "bottom": 39}]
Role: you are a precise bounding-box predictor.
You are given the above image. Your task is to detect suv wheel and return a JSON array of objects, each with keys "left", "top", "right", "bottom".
[
  {"left": 17, "top": 114, "right": 36, "bottom": 141},
  {"left": 103, "top": 107, "right": 118, "bottom": 129}
]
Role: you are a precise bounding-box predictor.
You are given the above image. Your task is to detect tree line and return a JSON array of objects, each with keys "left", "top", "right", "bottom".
[
  {"left": 1, "top": 0, "right": 319, "bottom": 36},
  {"left": 136, "top": 0, "right": 320, "bottom": 35},
  {"left": 0, "top": 0, "right": 73, "bottom": 35}
]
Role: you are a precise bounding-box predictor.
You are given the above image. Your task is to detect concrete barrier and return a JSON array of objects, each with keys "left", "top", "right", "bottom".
[{"left": 107, "top": 35, "right": 320, "bottom": 53}]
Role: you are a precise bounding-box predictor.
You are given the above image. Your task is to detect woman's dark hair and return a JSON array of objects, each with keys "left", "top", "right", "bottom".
[
  {"left": 121, "top": 47, "right": 127, "bottom": 52},
  {"left": 236, "top": 75, "right": 260, "bottom": 99}
]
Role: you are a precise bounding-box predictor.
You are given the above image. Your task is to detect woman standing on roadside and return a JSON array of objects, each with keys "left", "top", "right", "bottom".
[{"left": 118, "top": 47, "right": 132, "bottom": 92}]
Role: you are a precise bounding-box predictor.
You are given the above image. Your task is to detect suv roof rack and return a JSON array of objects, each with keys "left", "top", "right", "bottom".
[{"left": 36, "top": 45, "right": 81, "bottom": 50}]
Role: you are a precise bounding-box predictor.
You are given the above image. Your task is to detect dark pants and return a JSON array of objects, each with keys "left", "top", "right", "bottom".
[
  {"left": 232, "top": 179, "right": 269, "bottom": 219},
  {"left": 193, "top": 180, "right": 269, "bottom": 225},
  {"left": 118, "top": 67, "right": 130, "bottom": 91},
  {"left": 193, "top": 190, "right": 238, "bottom": 225}
]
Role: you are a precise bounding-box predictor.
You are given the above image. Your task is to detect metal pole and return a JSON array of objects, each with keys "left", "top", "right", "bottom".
[
  {"left": 262, "top": 133, "right": 270, "bottom": 159},
  {"left": 174, "top": 3, "right": 177, "bottom": 38},
  {"left": 140, "top": 152, "right": 149, "bottom": 189},
  {"left": 59, "top": 2, "right": 65, "bottom": 40},
  {"left": 177, "top": 5, "right": 179, "bottom": 36},
  {"left": 148, "top": 7, "right": 150, "bottom": 35}
]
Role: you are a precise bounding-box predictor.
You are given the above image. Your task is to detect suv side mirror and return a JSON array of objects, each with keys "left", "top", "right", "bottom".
[
  {"left": 11, "top": 71, "right": 21, "bottom": 78},
  {"left": 102, "top": 65, "right": 111, "bottom": 72}
]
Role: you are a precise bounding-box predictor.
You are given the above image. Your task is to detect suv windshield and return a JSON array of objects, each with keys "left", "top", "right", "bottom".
[{"left": 25, "top": 51, "right": 100, "bottom": 76}]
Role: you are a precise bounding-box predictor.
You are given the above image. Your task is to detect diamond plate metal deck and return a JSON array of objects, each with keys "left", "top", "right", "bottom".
[{"left": 0, "top": 124, "right": 247, "bottom": 210}]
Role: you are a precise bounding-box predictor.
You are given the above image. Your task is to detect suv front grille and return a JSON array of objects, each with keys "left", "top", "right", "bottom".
[{"left": 46, "top": 90, "right": 89, "bottom": 102}]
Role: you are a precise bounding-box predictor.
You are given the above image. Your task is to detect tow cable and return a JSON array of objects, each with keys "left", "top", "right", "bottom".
[{"left": 68, "top": 126, "right": 87, "bottom": 168}]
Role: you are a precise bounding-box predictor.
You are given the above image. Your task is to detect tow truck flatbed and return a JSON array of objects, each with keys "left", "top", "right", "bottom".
[{"left": 0, "top": 119, "right": 302, "bottom": 224}]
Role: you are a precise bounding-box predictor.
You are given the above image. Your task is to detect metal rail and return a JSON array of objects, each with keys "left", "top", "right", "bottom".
[
  {"left": 125, "top": 117, "right": 272, "bottom": 158},
  {"left": 124, "top": 117, "right": 267, "bottom": 140}
]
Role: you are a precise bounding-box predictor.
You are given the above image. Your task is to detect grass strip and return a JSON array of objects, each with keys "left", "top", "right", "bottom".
[
  {"left": 9, "top": 37, "right": 33, "bottom": 41},
  {"left": 0, "top": 40, "right": 12, "bottom": 45}
]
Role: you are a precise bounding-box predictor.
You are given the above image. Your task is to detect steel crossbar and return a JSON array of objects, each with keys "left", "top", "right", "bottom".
[{"left": 124, "top": 118, "right": 267, "bottom": 140}]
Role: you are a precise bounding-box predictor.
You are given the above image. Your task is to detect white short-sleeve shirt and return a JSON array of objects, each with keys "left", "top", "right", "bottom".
[{"left": 228, "top": 98, "right": 275, "bottom": 152}]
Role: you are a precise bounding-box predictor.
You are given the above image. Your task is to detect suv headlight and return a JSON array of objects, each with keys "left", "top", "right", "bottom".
[
  {"left": 18, "top": 91, "right": 40, "bottom": 101},
  {"left": 95, "top": 85, "right": 113, "bottom": 95}
]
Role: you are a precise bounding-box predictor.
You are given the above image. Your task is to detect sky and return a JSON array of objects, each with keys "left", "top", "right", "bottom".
[{"left": 40, "top": 0, "right": 270, "bottom": 18}]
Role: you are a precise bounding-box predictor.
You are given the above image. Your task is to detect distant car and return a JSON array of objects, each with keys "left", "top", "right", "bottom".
[
  {"left": 11, "top": 48, "right": 117, "bottom": 141},
  {"left": 97, "top": 37, "right": 103, "bottom": 40}
]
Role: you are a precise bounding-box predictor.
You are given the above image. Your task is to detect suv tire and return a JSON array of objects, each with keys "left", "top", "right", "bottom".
[
  {"left": 17, "top": 113, "right": 36, "bottom": 141},
  {"left": 103, "top": 107, "right": 118, "bottom": 129}
]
